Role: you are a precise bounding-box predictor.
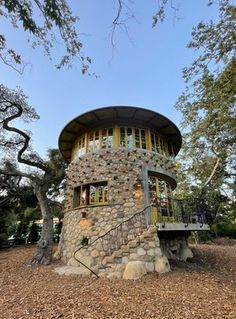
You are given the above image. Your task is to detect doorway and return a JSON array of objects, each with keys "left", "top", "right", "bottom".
[{"left": 148, "top": 174, "right": 174, "bottom": 224}]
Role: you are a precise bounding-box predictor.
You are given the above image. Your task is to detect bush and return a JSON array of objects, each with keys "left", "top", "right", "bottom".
[
  {"left": 211, "top": 222, "right": 236, "bottom": 239},
  {"left": 0, "top": 233, "right": 8, "bottom": 248},
  {"left": 27, "top": 223, "right": 40, "bottom": 244}
]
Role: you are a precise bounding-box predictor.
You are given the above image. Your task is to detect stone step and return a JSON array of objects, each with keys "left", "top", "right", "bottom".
[{"left": 100, "top": 226, "right": 159, "bottom": 271}]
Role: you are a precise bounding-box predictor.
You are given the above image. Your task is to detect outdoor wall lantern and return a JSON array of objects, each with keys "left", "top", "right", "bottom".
[
  {"left": 79, "top": 211, "right": 91, "bottom": 229},
  {"left": 133, "top": 177, "right": 144, "bottom": 199}
]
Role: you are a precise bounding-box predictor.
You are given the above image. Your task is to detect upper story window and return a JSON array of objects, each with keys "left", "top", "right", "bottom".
[
  {"left": 73, "top": 135, "right": 86, "bottom": 158},
  {"left": 89, "top": 128, "right": 113, "bottom": 152},
  {"left": 72, "top": 126, "right": 174, "bottom": 160},
  {"left": 150, "top": 132, "right": 161, "bottom": 154},
  {"left": 73, "top": 181, "right": 108, "bottom": 207},
  {"left": 120, "top": 127, "right": 147, "bottom": 149},
  {"left": 168, "top": 143, "right": 175, "bottom": 159}
]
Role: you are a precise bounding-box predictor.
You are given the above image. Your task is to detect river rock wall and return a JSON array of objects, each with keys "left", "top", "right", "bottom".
[{"left": 57, "top": 148, "right": 176, "bottom": 264}]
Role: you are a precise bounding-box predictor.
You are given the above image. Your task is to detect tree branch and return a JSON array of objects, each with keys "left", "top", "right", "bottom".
[
  {"left": 0, "top": 168, "right": 32, "bottom": 180},
  {"left": 0, "top": 55, "right": 24, "bottom": 74},
  {"left": 1, "top": 103, "right": 49, "bottom": 173},
  {"left": 199, "top": 157, "right": 221, "bottom": 198}
]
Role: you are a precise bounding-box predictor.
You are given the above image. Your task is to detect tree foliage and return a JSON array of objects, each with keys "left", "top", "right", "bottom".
[
  {"left": 175, "top": 0, "right": 236, "bottom": 231},
  {"left": 0, "top": 0, "right": 92, "bottom": 73},
  {"left": 184, "top": 0, "right": 236, "bottom": 80}
]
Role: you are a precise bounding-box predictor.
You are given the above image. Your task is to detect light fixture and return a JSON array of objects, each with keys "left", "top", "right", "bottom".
[
  {"left": 133, "top": 177, "right": 144, "bottom": 199},
  {"left": 79, "top": 211, "right": 91, "bottom": 228}
]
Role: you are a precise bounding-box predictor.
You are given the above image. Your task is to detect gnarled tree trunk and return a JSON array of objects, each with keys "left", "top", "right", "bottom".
[
  {"left": 1, "top": 88, "right": 66, "bottom": 266},
  {"left": 31, "top": 183, "right": 54, "bottom": 265}
]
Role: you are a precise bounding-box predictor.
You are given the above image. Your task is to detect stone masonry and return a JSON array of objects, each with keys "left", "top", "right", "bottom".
[
  {"left": 55, "top": 148, "right": 194, "bottom": 278},
  {"left": 57, "top": 148, "right": 176, "bottom": 265},
  {"left": 68, "top": 226, "right": 169, "bottom": 278}
]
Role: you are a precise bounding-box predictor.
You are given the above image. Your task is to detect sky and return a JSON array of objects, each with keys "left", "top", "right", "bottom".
[{"left": 0, "top": 0, "right": 219, "bottom": 159}]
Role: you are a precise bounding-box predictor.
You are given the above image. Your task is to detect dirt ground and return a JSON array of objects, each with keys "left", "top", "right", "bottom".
[{"left": 0, "top": 244, "right": 235, "bottom": 319}]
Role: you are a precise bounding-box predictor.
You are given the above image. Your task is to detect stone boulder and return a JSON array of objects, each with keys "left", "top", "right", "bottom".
[
  {"left": 67, "top": 257, "right": 80, "bottom": 267},
  {"left": 180, "top": 246, "right": 194, "bottom": 261},
  {"left": 123, "top": 261, "right": 147, "bottom": 280},
  {"left": 54, "top": 266, "right": 91, "bottom": 276},
  {"left": 154, "top": 255, "right": 170, "bottom": 274}
]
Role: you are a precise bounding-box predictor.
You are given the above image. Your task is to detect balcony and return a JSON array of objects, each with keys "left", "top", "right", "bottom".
[{"left": 152, "top": 197, "right": 210, "bottom": 231}]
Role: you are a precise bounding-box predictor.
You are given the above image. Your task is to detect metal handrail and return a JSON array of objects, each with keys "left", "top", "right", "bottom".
[
  {"left": 73, "top": 205, "right": 150, "bottom": 277},
  {"left": 73, "top": 197, "right": 208, "bottom": 277}
]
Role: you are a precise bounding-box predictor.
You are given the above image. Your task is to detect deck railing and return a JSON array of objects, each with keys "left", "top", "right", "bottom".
[
  {"left": 73, "top": 198, "right": 209, "bottom": 276},
  {"left": 152, "top": 197, "right": 208, "bottom": 224}
]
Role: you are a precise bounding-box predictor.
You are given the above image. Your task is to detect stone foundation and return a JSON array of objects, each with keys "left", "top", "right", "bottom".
[
  {"left": 158, "top": 231, "right": 193, "bottom": 261},
  {"left": 56, "top": 227, "right": 193, "bottom": 279},
  {"left": 69, "top": 226, "right": 170, "bottom": 278}
]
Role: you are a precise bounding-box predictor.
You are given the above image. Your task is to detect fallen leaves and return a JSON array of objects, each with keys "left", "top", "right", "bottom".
[{"left": 0, "top": 244, "right": 235, "bottom": 319}]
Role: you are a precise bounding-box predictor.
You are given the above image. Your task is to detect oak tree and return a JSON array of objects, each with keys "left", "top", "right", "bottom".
[{"left": 0, "top": 84, "right": 67, "bottom": 264}]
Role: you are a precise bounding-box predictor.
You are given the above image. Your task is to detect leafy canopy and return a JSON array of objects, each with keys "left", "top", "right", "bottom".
[
  {"left": 0, "top": 0, "right": 91, "bottom": 73},
  {"left": 175, "top": 0, "right": 236, "bottom": 224}
]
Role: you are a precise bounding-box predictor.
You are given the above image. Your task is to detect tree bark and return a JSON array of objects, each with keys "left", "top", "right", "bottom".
[
  {"left": 199, "top": 157, "right": 221, "bottom": 198},
  {"left": 31, "top": 183, "right": 54, "bottom": 265}
]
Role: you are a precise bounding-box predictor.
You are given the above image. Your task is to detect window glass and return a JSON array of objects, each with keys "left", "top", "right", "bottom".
[
  {"left": 101, "top": 129, "right": 107, "bottom": 149},
  {"left": 120, "top": 127, "right": 126, "bottom": 147},
  {"left": 89, "top": 185, "right": 96, "bottom": 204},
  {"left": 168, "top": 143, "right": 174, "bottom": 159},
  {"left": 89, "top": 132, "right": 94, "bottom": 152},
  {"left": 135, "top": 128, "right": 140, "bottom": 148},
  {"left": 159, "top": 137, "right": 164, "bottom": 155},
  {"left": 78, "top": 136, "right": 85, "bottom": 157},
  {"left": 73, "top": 186, "right": 80, "bottom": 208},
  {"left": 108, "top": 128, "right": 113, "bottom": 148},
  {"left": 159, "top": 180, "right": 166, "bottom": 198},
  {"left": 73, "top": 182, "right": 108, "bottom": 207},
  {"left": 148, "top": 176, "right": 156, "bottom": 203},
  {"left": 151, "top": 133, "right": 156, "bottom": 152},
  {"left": 127, "top": 128, "right": 133, "bottom": 149},
  {"left": 94, "top": 130, "right": 100, "bottom": 150},
  {"left": 97, "top": 186, "right": 104, "bottom": 203},
  {"left": 81, "top": 185, "right": 88, "bottom": 205},
  {"left": 141, "top": 130, "right": 146, "bottom": 149},
  {"left": 148, "top": 175, "right": 173, "bottom": 217},
  {"left": 104, "top": 185, "right": 108, "bottom": 202}
]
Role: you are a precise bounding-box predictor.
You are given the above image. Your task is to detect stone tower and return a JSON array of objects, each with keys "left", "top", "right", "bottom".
[{"left": 57, "top": 106, "right": 208, "bottom": 277}]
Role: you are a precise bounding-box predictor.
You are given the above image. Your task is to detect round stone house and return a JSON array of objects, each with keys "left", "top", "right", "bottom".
[{"left": 57, "top": 106, "right": 208, "bottom": 277}]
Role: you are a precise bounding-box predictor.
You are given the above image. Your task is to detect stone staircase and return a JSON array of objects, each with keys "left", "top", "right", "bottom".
[
  {"left": 72, "top": 224, "right": 166, "bottom": 278},
  {"left": 98, "top": 226, "right": 162, "bottom": 278},
  {"left": 72, "top": 206, "right": 171, "bottom": 278}
]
